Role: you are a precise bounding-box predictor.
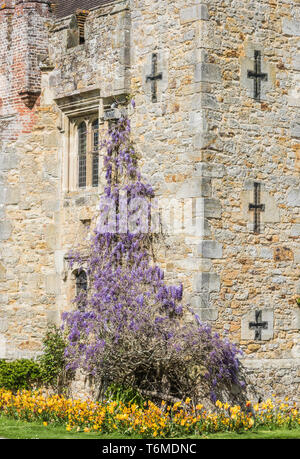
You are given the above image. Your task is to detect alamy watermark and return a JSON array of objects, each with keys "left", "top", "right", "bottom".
[{"left": 96, "top": 192, "right": 206, "bottom": 237}]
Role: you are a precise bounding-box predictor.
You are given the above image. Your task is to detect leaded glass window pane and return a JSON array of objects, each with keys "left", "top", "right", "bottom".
[
  {"left": 92, "top": 119, "right": 99, "bottom": 187},
  {"left": 78, "top": 122, "right": 87, "bottom": 188}
]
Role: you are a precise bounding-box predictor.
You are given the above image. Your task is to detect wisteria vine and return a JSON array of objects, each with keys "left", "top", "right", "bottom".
[{"left": 62, "top": 108, "right": 244, "bottom": 403}]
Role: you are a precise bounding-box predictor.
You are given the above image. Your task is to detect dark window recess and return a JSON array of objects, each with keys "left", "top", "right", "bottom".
[
  {"left": 247, "top": 50, "right": 268, "bottom": 102},
  {"left": 248, "top": 182, "right": 265, "bottom": 234},
  {"left": 146, "top": 53, "right": 163, "bottom": 103},
  {"left": 92, "top": 119, "right": 99, "bottom": 187},
  {"left": 92, "top": 154, "right": 99, "bottom": 187},
  {"left": 249, "top": 310, "right": 268, "bottom": 341},
  {"left": 76, "top": 269, "right": 88, "bottom": 295},
  {"left": 76, "top": 10, "right": 89, "bottom": 45},
  {"left": 78, "top": 122, "right": 87, "bottom": 188}
]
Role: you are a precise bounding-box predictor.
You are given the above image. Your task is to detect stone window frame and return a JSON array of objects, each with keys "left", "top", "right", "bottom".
[
  {"left": 55, "top": 90, "right": 128, "bottom": 194},
  {"left": 54, "top": 89, "right": 103, "bottom": 193},
  {"left": 91, "top": 119, "right": 100, "bottom": 188},
  {"left": 72, "top": 114, "right": 100, "bottom": 190},
  {"left": 63, "top": 254, "right": 89, "bottom": 310},
  {"left": 78, "top": 120, "right": 87, "bottom": 188},
  {"left": 66, "top": 267, "right": 89, "bottom": 311}
]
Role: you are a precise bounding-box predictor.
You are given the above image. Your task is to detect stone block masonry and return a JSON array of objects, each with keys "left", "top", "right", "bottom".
[
  {"left": 0, "top": 0, "right": 56, "bottom": 359},
  {"left": 0, "top": 0, "right": 299, "bottom": 402}
]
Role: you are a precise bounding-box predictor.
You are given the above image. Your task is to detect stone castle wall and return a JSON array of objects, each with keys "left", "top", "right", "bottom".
[
  {"left": 0, "top": 0, "right": 56, "bottom": 359},
  {"left": 128, "top": 0, "right": 300, "bottom": 399},
  {"left": 192, "top": 0, "right": 300, "bottom": 398},
  {"left": 0, "top": 0, "right": 299, "bottom": 401}
]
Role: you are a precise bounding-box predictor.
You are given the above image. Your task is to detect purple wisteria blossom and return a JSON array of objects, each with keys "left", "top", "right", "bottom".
[{"left": 62, "top": 115, "right": 244, "bottom": 404}]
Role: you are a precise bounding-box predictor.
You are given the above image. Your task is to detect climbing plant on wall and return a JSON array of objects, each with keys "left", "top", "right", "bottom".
[{"left": 62, "top": 107, "right": 244, "bottom": 404}]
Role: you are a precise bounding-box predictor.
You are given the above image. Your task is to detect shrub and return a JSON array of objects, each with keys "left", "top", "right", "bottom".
[
  {"left": 38, "top": 324, "right": 72, "bottom": 393},
  {"left": 0, "top": 359, "right": 41, "bottom": 392},
  {"left": 0, "top": 326, "right": 73, "bottom": 394}
]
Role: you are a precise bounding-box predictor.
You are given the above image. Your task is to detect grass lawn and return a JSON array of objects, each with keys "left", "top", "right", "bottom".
[
  {"left": 0, "top": 416, "right": 299, "bottom": 439},
  {"left": 0, "top": 416, "right": 141, "bottom": 439}
]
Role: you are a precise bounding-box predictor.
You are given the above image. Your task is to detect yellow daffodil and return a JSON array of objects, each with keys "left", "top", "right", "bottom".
[{"left": 0, "top": 389, "right": 298, "bottom": 437}]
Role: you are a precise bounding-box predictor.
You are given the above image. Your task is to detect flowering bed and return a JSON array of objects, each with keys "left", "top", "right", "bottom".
[{"left": 0, "top": 389, "right": 299, "bottom": 438}]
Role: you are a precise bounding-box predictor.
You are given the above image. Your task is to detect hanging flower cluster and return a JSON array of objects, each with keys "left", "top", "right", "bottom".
[{"left": 62, "top": 112, "right": 243, "bottom": 403}]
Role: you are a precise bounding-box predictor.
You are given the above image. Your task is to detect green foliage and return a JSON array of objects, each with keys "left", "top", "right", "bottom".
[
  {"left": 105, "top": 383, "right": 145, "bottom": 407},
  {"left": 38, "top": 324, "right": 71, "bottom": 392},
  {"left": 0, "top": 359, "right": 41, "bottom": 392},
  {"left": 0, "top": 326, "right": 73, "bottom": 394}
]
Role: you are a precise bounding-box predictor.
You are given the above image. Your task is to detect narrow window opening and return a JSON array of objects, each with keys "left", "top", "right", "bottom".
[
  {"left": 92, "top": 119, "right": 99, "bottom": 187},
  {"left": 75, "top": 269, "right": 88, "bottom": 295},
  {"left": 76, "top": 10, "right": 89, "bottom": 45},
  {"left": 78, "top": 121, "right": 87, "bottom": 188}
]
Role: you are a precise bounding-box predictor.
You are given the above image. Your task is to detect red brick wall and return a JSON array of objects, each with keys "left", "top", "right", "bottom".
[{"left": 0, "top": 0, "right": 51, "bottom": 138}]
